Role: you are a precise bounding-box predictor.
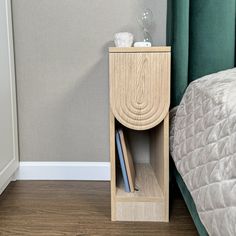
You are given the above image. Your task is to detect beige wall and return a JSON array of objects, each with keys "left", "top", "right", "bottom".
[{"left": 12, "top": 0, "right": 167, "bottom": 162}]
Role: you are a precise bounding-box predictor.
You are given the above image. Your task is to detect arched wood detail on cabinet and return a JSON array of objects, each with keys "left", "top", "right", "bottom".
[{"left": 109, "top": 48, "right": 170, "bottom": 130}]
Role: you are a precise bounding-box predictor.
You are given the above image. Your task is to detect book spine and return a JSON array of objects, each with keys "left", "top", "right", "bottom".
[{"left": 115, "top": 131, "right": 130, "bottom": 192}]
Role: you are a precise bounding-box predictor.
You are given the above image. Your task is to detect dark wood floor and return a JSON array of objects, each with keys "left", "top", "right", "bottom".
[{"left": 0, "top": 181, "right": 198, "bottom": 236}]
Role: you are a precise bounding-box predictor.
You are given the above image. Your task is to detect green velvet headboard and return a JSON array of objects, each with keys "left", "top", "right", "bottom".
[{"left": 168, "top": 0, "right": 236, "bottom": 106}]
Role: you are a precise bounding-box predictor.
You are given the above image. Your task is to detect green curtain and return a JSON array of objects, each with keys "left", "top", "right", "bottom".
[
  {"left": 167, "top": 1, "right": 236, "bottom": 235},
  {"left": 168, "top": 0, "right": 236, "bottom": 106}
]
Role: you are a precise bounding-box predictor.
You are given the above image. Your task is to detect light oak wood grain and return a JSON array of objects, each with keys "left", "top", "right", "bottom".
[
  {"left": 109, "top": 47, "right": 171, "bottom": 53},
  {"left": 116, "top": 201, "right": 165, "bottom": 222},
  {"left": 116, "top": 164, "right": 163, "bottom": 202},
  {"left": 109, "top": 48, "right": 171, "bottom": 222},
  {"left": 150, "top": 114, "right": 169, "bottom": 222},
  {"left": 110, "top": 52, "right": 170, "bottom": 130},
  {"left": 110, "top": 111, "right": 116, "bottom": 221}
]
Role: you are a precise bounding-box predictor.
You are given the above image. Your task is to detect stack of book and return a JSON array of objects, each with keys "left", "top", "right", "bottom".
[{"left": 115, "top": 128, "right": 135, "bottom": 192}]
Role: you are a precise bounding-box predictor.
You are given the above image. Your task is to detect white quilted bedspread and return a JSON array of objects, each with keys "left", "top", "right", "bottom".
[{"left": 170, "top": 68, "right": 236, "bottom": 236}]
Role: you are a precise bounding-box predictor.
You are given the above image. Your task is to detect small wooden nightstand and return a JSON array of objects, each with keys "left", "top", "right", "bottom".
[{"left": 109, "top": 47, "right": 171, "bottom": 222}]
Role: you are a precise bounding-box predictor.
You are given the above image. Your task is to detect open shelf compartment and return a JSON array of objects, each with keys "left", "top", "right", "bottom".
[
  {"left": 110, "top": 115, "right": 169, "bottom": 222},
  {"left": 116, "top": 163, "right": 164, "bottom": 202}
]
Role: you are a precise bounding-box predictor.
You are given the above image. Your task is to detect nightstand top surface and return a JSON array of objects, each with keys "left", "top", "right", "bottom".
[{"left": 109, "top": 46, "right": 171, "bottom": 53}]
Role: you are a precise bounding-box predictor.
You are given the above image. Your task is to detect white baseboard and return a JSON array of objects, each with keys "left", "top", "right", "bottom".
[{"left": 16, "top": 162, "right": 111, "bottom": 181}]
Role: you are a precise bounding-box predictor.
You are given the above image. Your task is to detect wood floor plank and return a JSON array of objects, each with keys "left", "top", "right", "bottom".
[{"left": 0, "top": 181, "right": 198, "bottom": 236}]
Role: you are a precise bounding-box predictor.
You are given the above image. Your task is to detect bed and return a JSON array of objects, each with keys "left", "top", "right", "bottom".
[
  {"left": 170, "top": 69, "right": 236, "bottom": 236},
  {"left": 168, "top": 1, "right": 236, "bottom": 235}
]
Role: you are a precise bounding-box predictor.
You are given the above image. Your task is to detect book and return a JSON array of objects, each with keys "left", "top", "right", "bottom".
[
  {"left": 115, "top": 130, "right": 130, "bottom": 192},
  {"left": 118, "top": 129, "right": 135, "bottom": 192}
]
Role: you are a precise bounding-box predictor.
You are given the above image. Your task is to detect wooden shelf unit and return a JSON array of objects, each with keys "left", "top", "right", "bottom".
[{"left": 109, "top": 47, "right": 171, "bottom": 222}]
